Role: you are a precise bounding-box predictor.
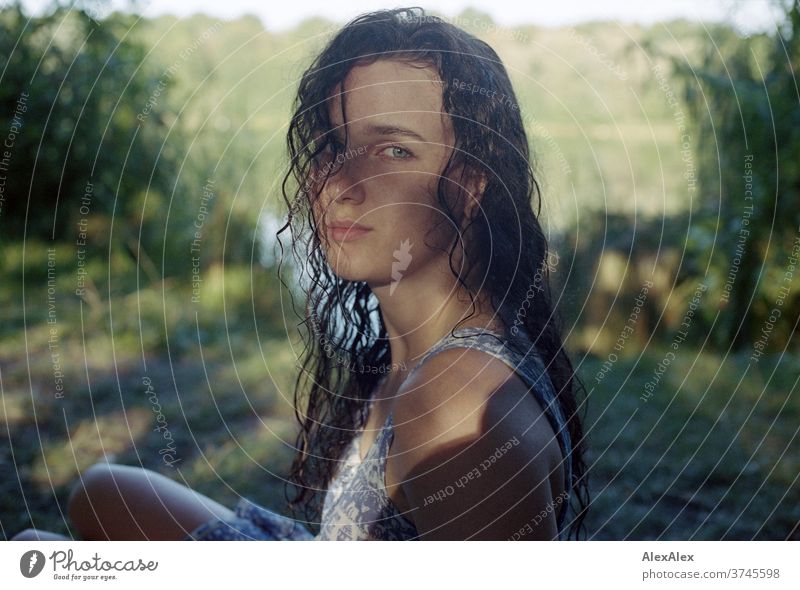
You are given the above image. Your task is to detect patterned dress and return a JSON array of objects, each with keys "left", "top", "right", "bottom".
[{"left": 184, "top": 326, "right": 573, "bottom": 540}]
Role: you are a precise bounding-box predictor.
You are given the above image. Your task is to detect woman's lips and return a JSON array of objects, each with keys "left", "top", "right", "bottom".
[{"left": 328, "top": 226, "right": 372, "bottom": 242}]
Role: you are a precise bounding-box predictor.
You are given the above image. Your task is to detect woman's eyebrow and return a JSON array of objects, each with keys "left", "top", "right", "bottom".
[{"left": 363, "top": 123, "right": 426, "bottom": 142}]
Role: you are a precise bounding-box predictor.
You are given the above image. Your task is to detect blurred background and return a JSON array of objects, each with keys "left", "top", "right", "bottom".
[{"left": 1, "top": 0, "right": 798, "bottom": 540}]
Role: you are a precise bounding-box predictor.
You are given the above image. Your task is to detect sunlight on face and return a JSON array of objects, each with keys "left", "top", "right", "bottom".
[{"left": 311, "top": 59, "right": 459, "bottom": 286}]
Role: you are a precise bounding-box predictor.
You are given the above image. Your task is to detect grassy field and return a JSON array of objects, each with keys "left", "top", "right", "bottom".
[
  {"left": 1, "top": 244, "right": 304, "bottom": 538},
  {"left": 2, "top": 257, "right": 797, "bottom": 539},
  {"left": 580, "top": 349, "right": 799, "bottom": 540}
]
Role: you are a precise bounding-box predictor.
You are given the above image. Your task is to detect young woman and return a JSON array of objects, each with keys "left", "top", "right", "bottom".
[{"left": 12, "top": 7, "right": 588, "bottom": 542}]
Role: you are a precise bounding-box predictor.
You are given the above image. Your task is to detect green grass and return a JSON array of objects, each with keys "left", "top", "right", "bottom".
[
  {"left": 0, "top": 258, "right": 304, "bottom": 539},
  {"left": 579, "top": 346, "right": 799, "bottom": 539}
]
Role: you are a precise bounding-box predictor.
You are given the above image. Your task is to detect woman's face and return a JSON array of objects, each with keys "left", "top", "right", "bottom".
[{"left": 311, "top": 59, "right": 463, "bottom": 288}]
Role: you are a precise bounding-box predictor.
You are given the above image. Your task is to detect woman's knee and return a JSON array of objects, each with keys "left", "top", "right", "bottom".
[
  {"left": 66, "top": 461, "right": 233, "bottom": 540},
  {"left": 67, "top": 462, "right": 156, "bottom": 539},
  {"left": 67, "top": 462, "right": 109, "bottom": 538},
  {"left": 68, "top": 462, "right": 120, "bottom": 517}
]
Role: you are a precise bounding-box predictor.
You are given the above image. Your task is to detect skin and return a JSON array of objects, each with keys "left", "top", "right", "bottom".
[
  {"left": 11, "top": 462, "right": 237, "bottom": 540},
  {"left": 313, "top": 60, "right": 565, "bottom": 539}
]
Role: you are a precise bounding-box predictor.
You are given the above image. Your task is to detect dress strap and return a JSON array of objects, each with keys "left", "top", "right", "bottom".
[{"left": 403, "top": 326, "right": 507, "bottom": 381}]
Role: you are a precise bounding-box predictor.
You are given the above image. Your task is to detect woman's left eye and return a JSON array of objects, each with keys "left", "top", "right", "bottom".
[{"left": 380, "top": 145, "right": 412, "bottom": 159}]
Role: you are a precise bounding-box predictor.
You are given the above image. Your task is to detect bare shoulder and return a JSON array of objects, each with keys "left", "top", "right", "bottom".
[
  {"left": 394, "top": 346, "right": 561, "bottom": 460},
  {"left": 391, "top": 346, "right": 565, "bottom": 540}
]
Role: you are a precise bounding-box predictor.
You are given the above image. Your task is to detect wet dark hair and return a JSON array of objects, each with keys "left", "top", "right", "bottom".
[{"left": 276, "top": 6, "right": 589, "bottom": 540}]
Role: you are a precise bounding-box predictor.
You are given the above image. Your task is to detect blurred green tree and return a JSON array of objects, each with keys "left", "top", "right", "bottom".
[
  {"left": 662, "top": 2, "right": 799, "bottom": 350},
  {"left": 0, "top": 1, "right": 188, "bottom": 280}
]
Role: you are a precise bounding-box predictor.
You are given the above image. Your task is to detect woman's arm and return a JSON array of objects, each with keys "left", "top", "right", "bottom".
[{"left": 392, "top": 348, "right": 564, "bottom": 540}]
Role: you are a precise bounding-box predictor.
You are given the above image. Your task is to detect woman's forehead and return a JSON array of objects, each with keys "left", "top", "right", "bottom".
[{"left": 326, "top": 59, "right": 451, "bottom": 139}]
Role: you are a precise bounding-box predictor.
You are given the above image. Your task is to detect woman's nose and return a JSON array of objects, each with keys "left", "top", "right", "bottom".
[{"left": 319, "top": 159, "right": 365, "bottom": 206}]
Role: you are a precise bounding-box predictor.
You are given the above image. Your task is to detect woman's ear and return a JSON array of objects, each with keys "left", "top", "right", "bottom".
[{"left": 462, "top": 171, "right": 488, "bottom": 223}]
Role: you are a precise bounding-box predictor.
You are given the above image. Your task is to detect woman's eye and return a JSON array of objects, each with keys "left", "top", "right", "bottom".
[{"left": 380, "top": 145, "right": 412, "bottom": 159}]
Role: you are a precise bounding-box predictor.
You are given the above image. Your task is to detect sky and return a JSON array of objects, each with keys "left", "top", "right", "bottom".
[{"left": 18, "top": 0, "right": 790, "bottom": 33}]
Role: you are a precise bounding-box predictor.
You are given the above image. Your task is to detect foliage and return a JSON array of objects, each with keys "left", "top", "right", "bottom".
[{"left": 659, "top": 3, "right": 800, "bottom": 349}]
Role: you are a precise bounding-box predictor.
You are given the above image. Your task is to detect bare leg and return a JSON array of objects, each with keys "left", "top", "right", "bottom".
[
  {"left": 10, "top": 528, "right": 71, "bottom": 540},
  {"left": 67, "top": 463, "right": 236, "bottom": 540}
]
